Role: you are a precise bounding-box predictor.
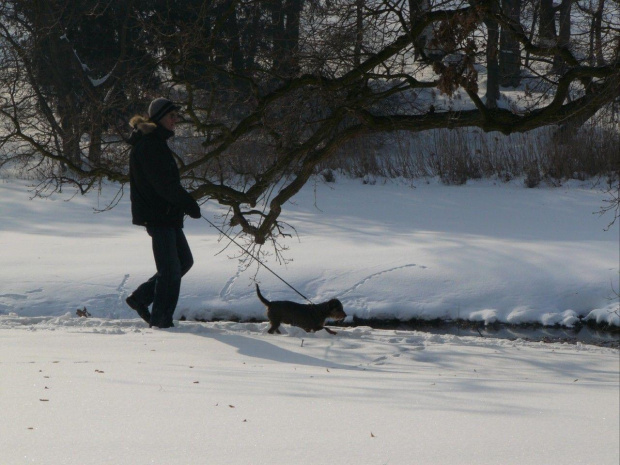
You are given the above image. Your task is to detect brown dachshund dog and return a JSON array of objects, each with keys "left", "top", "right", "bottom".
[{"left": 256, "top": 284, "right": 346, "bottom": 335}]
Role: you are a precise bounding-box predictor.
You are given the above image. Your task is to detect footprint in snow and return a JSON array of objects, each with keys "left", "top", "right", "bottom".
[{"left": 0, "top": 294, "right": 28, "bottom": 300}]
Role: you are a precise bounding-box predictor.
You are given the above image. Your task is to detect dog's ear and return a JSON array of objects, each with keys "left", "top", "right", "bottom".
[{"left": 328, "top": 299, "right": 343, "bottom": 310}]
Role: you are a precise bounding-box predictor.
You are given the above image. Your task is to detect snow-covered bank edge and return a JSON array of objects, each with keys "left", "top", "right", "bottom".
[
  {"left": 182, "top": 315, "right": 619, "bottom": 346},
  {"left": 2, "top": 312, "right": 618, "bottom": 352},
  {"left": 8, "top": 308, "right": 615, "bottom": 348}
]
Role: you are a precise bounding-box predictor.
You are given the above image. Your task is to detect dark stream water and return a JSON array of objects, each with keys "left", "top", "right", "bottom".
[{"left": 338, "top": 318, "right": 620, "bottom": 348}]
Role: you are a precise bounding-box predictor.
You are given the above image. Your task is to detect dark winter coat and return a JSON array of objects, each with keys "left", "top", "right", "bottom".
[{"left": 128, "top": 116, "right": 200, "bottom": 228}]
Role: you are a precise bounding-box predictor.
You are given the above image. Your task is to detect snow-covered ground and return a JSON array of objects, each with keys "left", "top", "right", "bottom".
[
  {"left": 1, "top": 176, "right": 619, "bottom": 464},
  {"left": 1, "top": 317, "right": 619, "bottom": 465}
]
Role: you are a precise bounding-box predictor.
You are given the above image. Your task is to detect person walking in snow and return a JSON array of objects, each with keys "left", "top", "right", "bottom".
[{"left": 125, "top": 97, "right": 201, "bottom": 328}]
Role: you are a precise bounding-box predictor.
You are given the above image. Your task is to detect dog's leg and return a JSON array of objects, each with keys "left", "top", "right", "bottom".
[
  {"left": 324, "top": 327, "right": 338, "bottom": 335},
  {"left": 268, "top": 323, "right": 281, "bottom": 334}
]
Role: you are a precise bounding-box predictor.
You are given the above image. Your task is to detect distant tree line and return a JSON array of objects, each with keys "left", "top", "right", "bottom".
[{"left": 0, "top": 0, "right": 618, "bottom": 244}]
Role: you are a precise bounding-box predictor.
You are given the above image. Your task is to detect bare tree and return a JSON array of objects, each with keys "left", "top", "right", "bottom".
[{"left": 1, "top": 0, "right": 619, "bottom": 247}]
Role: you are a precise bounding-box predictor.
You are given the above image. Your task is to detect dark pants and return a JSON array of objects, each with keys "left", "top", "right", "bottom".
[{"left": 131, "top": 227, "right": 193, "bottom": 327}]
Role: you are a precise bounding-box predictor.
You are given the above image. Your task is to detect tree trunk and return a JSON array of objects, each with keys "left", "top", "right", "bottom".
[
  {"left": 593, "top": 0, "right": 605, "bottom": 66},
  {"left": 485, "top": 17, "right": 500, "bottom": 108},
  {"left": 524, "top": 0, "right": 539, "bottom": 67},
  {"left": 553, "top": 0, "right": 573, "bottom": 74},
  {"left": 270, "top": 0, "right": 303, "bottom": 77},
  {"left": 269, "top": 0, "right": 286, "bottom": 75},
  {"left": 283, "top": 0, "right": 303, "bottom": 75},
  {"left": 354, "top": 0, "right": 364, "bottom": 67},
  {"left": 58, "top": 96, "right": 82, "bottom": 167},
  {"left": 499, "top": 0, "right": 521, "bottom": 87},
  {"left": 538, "top": 0, "right": 556, "bottom": 48},
  {"left": 244, "top": 1, "right": 262, "bottom": 70},
  {"left": 88, "top": 108, "right": 102, "bottom": 167}
]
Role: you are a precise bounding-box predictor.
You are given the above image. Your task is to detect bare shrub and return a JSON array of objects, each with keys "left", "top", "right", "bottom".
[
  {"left": 544, "top": 125, "right": 619, "bottom": 182},
  {"left": 307, "top": 119, "right": 618, "bottom": 187},
  {"left": 316, "top": 134, "right": 386, "bottom": 178},
  {"left": 524, "top": 163, "right": 542, "bottom": 188}
]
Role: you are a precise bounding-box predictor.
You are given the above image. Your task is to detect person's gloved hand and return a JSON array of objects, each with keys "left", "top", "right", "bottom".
[{"left": 187, "top": 201, "right": 201, "bottom": 219}]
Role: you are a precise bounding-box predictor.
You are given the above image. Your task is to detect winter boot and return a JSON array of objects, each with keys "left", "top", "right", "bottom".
[{"left": 125, "top": 295, "right": 151, "bottom": 325}]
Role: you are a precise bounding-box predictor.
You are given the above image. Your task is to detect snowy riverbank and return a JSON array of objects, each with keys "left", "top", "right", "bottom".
[{"left": 1, "top": 176, "right": 618, "bottom": 327}]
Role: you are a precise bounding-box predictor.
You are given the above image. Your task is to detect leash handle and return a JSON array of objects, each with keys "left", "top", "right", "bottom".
[{"left": 201, "top": 214, "right": 314, "bottom": 305}]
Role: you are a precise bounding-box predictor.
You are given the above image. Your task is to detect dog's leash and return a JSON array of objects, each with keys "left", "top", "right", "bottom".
[{"left": 200, "top": 214, "right": 314, "bottom": 305}]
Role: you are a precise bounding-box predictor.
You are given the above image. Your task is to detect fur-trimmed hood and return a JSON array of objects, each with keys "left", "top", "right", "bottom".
[
  {"left": 128, "top": 115, "right": 172, "bottom": 146},
  {"left": 130, "top": 115, "right": 157, "bottom": 134}
]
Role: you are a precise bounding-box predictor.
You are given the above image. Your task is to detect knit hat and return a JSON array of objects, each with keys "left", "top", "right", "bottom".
[{"left": 148, "top": 98, "right": 180, "bottom": 123}]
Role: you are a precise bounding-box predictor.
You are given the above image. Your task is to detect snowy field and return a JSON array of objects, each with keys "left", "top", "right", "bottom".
[
  {"left": 1, "top": 176, "right": 619, "bottom": 464},
  {"left": 1, "top": 317, "right": 619, "bottom": 465}
]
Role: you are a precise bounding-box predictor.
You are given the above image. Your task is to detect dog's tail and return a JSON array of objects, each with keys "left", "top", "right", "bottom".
[{"left": 255, "top": 284, "right": 270, "bottom": 306}]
